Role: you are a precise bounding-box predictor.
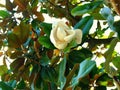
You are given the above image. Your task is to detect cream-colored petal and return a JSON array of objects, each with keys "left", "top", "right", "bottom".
[
  {"left": 57, "top": 21, "right": 70, "bottom": 30},
  {"left": 75, "top": 29, "right": 82, "bottom": 44},
  {"left": 64, "top": 30, "right": 75, "bottom": 43},
  {"left": 50, "top": 28, "right": 57, "bottom": 46},
  {"left": 57, "top": 27, "right": 67, "bottom": 41},
  {"left": 55, "top": 42, "right": 68, "bottom": 49}
]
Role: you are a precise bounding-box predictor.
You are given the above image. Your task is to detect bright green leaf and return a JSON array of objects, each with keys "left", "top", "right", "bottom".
[
  {"left": 71, "top": 1, "right": 103, "bottom": 16},
  {"left": 0, "top": 10, "right": 10, "bottom": 18},
  {"left": 112, "top": 56, "right": 120, "bottom": 72},
  {"left": 104, "top": 38, "right": 119, "bottom": 73},
  {"left": 71, "top": 60, "right": 96, "bottom": 88},
  {"left": 38, "top": 36, "right": 55, "bottom": 49},
  {"left": 0, "top": 65, "right": 8, "bottom": 76}
]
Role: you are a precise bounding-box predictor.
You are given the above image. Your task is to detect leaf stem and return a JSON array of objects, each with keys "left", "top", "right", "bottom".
[{"left": 63, "top": 63, "right": 79, "bottom": 89}]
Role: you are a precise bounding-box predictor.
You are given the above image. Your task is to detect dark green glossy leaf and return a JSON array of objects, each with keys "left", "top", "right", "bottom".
[
  {"left": 71, "top": 60, "right": 96, "bottom": 88},
  {"left": 38, "top": 36, "right": 55, "bottom": 49},
  {"left": 0, "top": 10, "right": 10, "bottom": 18},
  {"left": 40, "top": 22, "right": 52, "bottom": 36},
  {"left": 96, "top": 73, "right": 113, "bottom": 86},
  {"left": 6, "top": 80, "right": 17, "bottom": 88},
  {"left": 35, "top": 73, "right": 42, "bottom": 88},
  {"left": 40, "top": 53, "right": 50, "bottom": 66},
  {"left": 95, "top": 86, "right": 107, "bottom": 90},
  {"left": 0, "top": 65, "right": 8, "bottom": 76},
  {"left": 41, "top": 67, "right": 57, "bottom": 82},
  {"left": 69, "top": 48, "right": 93, "bottom": 64},
  {"left": 113, "top": 20, "right": 120, "bottom": 38},
  {"left": 16, "top": 79, "right": 26, "bottom": 89},
  {"left": 74, "top": 16, "right": 93, "bottom": 40},
  {"left": 0, "top": 81, "right": 13, "bottom": 90},
  {"left": 71, "top": 1, "right": 103, "bottom": 16},
  {"left": 58, "top": 56, "right": 66, "bottom": 90}
]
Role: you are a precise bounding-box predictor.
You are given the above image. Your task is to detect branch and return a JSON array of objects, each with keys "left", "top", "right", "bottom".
[{"left": 86, "top": 36, "right": 115, "bottom": 50}]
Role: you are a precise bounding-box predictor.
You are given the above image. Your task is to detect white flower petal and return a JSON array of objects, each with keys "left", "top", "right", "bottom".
[
  {"left": 57, "top": 27, "right": 66, "bottom": 41},
  {"left": 64, "top": 30, "right": 75, "bottom": 43},
  {"left": 75, "top": 29, "right": 82, "bottom": 44}
]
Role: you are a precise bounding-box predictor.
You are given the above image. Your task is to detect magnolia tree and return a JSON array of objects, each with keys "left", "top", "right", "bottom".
[{"left": 0, "top": 0, "right": 120, "bottom": 90}]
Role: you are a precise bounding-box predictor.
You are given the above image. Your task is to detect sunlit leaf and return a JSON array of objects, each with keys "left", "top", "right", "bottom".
[
  {"left": 100, "top": 7, "right": 114, "bottom": 29},
  {"left": 112, "top": 56, "right": 120, "bottom": 72},
  {"left": 71, "top": 1, "right": 103, "bottom": 16},
  {"left": 0, "top": 10, "right": 10, "bottom": 18},
  {"left": 0, "top": 65, "right": 8, "bottom": 76}
]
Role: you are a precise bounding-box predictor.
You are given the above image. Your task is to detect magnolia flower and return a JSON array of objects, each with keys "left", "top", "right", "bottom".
[{"left": 50, "top": 21, "right": 82, "bottom": 49}]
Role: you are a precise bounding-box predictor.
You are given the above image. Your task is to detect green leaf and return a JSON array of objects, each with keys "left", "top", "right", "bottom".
[
  {"left": 112, "top": 56, "right": 120, "bottom": 72},
  {"left": 71, "top": 1, "right": 103, "bottom": 16},
  {"left": 16, "top": 79, "right": 26, "bottom": 89},
  {"left": 38, "top": 36, "right": 55, "bottom": 49},
  {"left": 63, "top": 40, "right": 77, "bottom": 53},
  {"left": 95, "top": 86, "right": 107, "bottom": 90},
  {"left": 0, "top": 81, "right": 13, "bottom": 90},
  {"left": 71, "top": 60, "right": 96, "bottom": 88},
  {"left": 96, "top": 73, "right": 113, "bottom": 86},
  {"left": 104, "top": 38, "right": 119, "bottom": 73},
  {"left": 113, "top": 20, "right": 120, "bottom": 38},
  {"left": 6, "top": 80, "right": 17, "bottom": 88},
  {"left": 41, "top": 67, "right": 57, "bottom": 82},
  {"left": 0, "top": 65, "right": 8, "bottom": 76},
  {"left": 68, "top": 48, "right": 93, "bottom": 64},
  {"left": 100, "top": 7, "right": 114, "bottom": 29},
  {"left": 40, "top": 53, "right": 50, "bottom": 66},
  {"left": 74, "top": 16, "right": 93, "bottom": 40},
  {"left": 58, "top": 56, "right": 67, "bottom": 90},
  {"left": 40, "top": 22, "right": 52, "bottom": 36},
  {"left": 0, "top": 10, "right": 10, "bottom": 18}
]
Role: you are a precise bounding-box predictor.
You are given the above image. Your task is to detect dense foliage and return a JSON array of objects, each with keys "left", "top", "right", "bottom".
[{"left": 0, "top": 0, "right": 120, "bottom": 90}]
